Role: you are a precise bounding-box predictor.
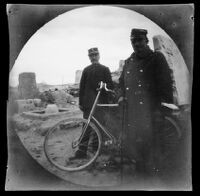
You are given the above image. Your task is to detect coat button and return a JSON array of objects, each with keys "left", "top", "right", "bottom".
[
  {"left": 138, "top": 84, "right": 142, "bottom": 87},
  {"left": 140, "top": 69, "right": 143, "bottom": 72},
  {"left": 127, "top": 71, "right": 130, "bottom": 74},
  {"left": 126, "top": 87, "right": 129, "bottom": 90},
  {"left": 139, "top": 101, "right": 143, "bottom": 104}
]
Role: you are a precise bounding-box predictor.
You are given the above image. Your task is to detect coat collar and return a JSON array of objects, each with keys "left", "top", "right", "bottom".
[
  {"left": 131, "top": 46, "right": 153, "bottom": 59},
  {"left": 90, "top": 62, "right": 101, "bottom": 66}
]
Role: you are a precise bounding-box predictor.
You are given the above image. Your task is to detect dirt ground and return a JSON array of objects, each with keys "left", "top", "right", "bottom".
[{"left": 5, "top": 104, "right": 192, "bottom": 190}]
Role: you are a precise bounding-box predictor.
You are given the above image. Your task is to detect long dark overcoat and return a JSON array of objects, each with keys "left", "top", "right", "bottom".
[
  {"left": 79, "top": 63, "right": 114, "bottom": 112},
  {"left": 119, "top": 48, "right": 174, "bottom": 163}
]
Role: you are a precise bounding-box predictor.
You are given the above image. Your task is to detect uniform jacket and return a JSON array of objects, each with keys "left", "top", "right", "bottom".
[
  {"left": 79, "top": 63, "right": 114, "bottom": 111},
  {"left": 119, "top": 49, "right": 174, "bottom": 109},
  {"left": 118, "top": 47, "right": 174, "bottom": 159}
]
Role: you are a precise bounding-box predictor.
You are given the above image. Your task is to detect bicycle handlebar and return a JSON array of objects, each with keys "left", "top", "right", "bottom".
[{"left": 96, "top": 81, "right": 115, "bottom": 93}]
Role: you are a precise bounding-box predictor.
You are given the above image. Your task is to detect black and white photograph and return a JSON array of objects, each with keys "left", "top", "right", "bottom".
[{"left": 6, "top": 4, "right": 193, "bottom": 190}]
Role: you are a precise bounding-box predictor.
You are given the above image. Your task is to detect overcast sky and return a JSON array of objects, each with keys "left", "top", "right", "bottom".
[{"left": 9, "top": 5, "right": 170, "bottom": 87}]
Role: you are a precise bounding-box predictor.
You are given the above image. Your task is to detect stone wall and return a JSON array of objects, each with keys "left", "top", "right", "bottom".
[
  {"left": 18, "top": 72, "right": 38, "bottom": 99},
  {"left": 11, "top": 99, "right": 42, "bottom": 114}
]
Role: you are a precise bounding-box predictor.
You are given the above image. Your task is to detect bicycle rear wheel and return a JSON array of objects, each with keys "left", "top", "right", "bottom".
[
  {"left": 44, "top": 118, "right": 102, "bottom": 172},
  {"left": 157, "top": 116, "right": 182, "bottom": 171},
  {"left": 161, "top": 116, "right": 182, "bottom": 152}
]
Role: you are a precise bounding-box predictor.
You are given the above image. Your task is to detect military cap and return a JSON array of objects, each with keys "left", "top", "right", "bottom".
[
  {"left": 130, "top": 28, "right": 148, "bottom": 39},
  {"left": 88, "top": 47, "right": 99, "bottom": 55}
]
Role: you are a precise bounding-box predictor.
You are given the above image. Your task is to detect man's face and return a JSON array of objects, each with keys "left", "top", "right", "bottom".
[
  {"left": 89, "top": 53, "right": 100, "bottom": 64},
  {"left": 131, "top": 36, "right": 148, "bottom": 53}
]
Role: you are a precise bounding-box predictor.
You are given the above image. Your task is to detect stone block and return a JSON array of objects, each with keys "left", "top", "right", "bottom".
[
  {"left": 45, "top": 104, "right": 59, "bottom": 114},
  {"left": 33, "top": 99, "right": 42, "bottom": 107}
]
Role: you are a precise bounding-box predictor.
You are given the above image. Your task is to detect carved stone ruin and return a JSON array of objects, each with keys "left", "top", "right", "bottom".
[
  {"left": 18, "top": 72, "right": 38, "bottom": 99},
  {"left": 153, "top": 35, "right": 191, "bottom": 106}
]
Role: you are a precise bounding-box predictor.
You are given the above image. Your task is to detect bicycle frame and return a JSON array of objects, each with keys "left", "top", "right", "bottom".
[
  {"left": 92, "top": 116, "right": 116, "bottom": 143},
  {"left": 74, "top": 82, "right": 117, "bottom": 147}
]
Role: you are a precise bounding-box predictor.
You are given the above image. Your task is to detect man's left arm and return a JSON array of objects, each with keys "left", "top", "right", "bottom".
[{"left": 155, "top": 52, "right": 174, "bottom": 104}]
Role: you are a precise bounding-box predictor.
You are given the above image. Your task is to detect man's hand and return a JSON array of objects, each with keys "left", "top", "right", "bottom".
[
  {"left": 161, "top": 102, "right": 179, "bottom": 110},
  {"left": 118, "top": 96, "right": 126, "bottom": 105}
]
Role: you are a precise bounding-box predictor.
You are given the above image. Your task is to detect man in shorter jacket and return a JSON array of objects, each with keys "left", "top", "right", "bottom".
[{"left": 70, "top": 47, "right": 114, "bottom": 160}]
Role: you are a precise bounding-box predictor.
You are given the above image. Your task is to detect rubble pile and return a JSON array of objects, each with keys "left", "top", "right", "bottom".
[
  {"left": 51, "top": 89, "right": 74, "bottom": 107},
  {"left": 67, "top": 84, "right": 79, "bottom": 97},
  {"left": 38, "top": 89, "right": 75, "bottom": 108},
  {"left": 38, "top": 90, "right": 55, "bottom": 106}
]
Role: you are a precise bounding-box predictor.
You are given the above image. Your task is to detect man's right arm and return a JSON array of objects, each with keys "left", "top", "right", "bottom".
[
  {"left": 154, "top": 52, "right": 174, "bottom": 104},
  {"left": 79, "top": 69, "right": 86, "bottom": 111}
]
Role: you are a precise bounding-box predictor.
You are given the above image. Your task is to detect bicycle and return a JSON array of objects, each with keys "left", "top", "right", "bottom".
[{"left": 44, "top": 81, "right": 182, "bottom": 172}]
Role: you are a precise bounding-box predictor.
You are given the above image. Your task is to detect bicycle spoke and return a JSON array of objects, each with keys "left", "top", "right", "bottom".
[{"left": 44, "top": 118, "right": 101, "bottom": 171}]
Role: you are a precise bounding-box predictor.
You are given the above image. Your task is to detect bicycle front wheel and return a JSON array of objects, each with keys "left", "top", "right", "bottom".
[{"left": 44, "top": 118, "right": 102, "bottom": 172}]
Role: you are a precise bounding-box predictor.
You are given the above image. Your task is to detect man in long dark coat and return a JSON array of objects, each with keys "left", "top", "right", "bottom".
[
  {"left": 70, "top": 47, "right": 114, "bottom": 159},
  {"left": 118, "top": 29, "right": 174, "bottom": 175}
]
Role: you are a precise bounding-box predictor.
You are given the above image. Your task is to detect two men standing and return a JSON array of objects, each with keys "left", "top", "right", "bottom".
[{"left": 74, "top": 29, "right": 174, "bottom": 176}]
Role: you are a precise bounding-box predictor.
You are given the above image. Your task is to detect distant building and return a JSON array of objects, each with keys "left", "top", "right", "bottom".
[
  {"left": 118, "top": 60, "right": 125, "bottom": 72},
  {"left": 75, "top": 70, "right": 82, "bottom": 84},
  {"left": 111, "top": 60, "right": 125, "bottom": 84}
]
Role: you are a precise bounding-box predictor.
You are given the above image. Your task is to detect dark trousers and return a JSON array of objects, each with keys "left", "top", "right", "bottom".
[
  {"left": 152, "top": 109, "right": 166, "bottom": 171},
  {"left": 135, "top": 110, "right": 166, "bottom": 175},
  {"left": 77, "top": 110, "right": 98, "bottom": 155}
]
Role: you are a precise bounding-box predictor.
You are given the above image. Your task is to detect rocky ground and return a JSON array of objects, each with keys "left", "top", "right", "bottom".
[{"left": 5, "top": 103, "right": 191, "bottom": 190}]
